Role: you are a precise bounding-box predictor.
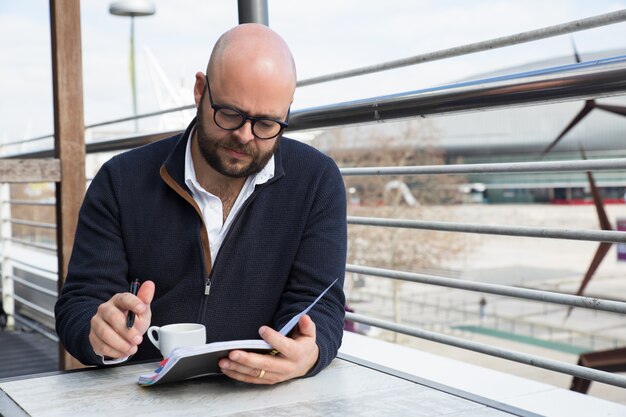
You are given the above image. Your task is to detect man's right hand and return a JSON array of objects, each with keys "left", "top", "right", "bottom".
[{"left": 89, "top": 280, "right": 155, "bottom": 359}]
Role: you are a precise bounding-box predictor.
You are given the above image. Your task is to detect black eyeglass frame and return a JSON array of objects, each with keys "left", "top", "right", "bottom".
[{"left": 204, "top": 74, "right": 290, "bottom": 140}]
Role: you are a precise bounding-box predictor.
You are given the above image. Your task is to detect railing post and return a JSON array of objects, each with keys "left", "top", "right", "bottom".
[
  {"left": 237, "top": 0, "right": 268, "bottom": 25},
  {"left": 50, "top": 0, "right": 86, "bottom": 370},
  {"left": 1, "top": 183, "right": 15, "bottom": 330}
]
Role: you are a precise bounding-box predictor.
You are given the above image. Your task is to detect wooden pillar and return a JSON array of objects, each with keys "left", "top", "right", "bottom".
[{"left": 50, "top": 0, "right": 87, "bottom": 371}]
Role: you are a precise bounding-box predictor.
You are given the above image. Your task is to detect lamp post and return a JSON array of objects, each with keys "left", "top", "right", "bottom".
[
  {"left": 109, "top": 1, "right": 156, "bottom": 132},
  {"left": 238, "top": 0, "right": 268, "bottom": 25}
]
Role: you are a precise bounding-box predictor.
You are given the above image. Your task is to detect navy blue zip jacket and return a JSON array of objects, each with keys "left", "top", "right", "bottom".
[{"left": 55, "top": 119, "right": 347, "bottom": 376}]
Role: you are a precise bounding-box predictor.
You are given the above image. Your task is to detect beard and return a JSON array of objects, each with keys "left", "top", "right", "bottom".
[{"left": 196, "top": 95, "right": 279, "bottom": 178}]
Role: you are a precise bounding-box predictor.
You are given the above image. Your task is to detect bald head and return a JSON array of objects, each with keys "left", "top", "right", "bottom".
[
  {"left": 207, "top": 24, "right": 296, "bottom": 95},
  {"left": 191, "top": 24, "right": 294, "bottom": 181}
]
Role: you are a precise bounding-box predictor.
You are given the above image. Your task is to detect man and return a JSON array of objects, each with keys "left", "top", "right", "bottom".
[{"left": 55, "top": 24, "right": 347, "bottom": 385}]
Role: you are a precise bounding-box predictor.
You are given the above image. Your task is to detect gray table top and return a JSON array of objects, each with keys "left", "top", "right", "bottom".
[{"left": 0, "top": 355, "right": 522, "bottom": 417}]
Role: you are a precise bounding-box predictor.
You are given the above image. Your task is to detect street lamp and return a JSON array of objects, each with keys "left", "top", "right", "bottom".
[{"left": 109, "top": 1, "right": 156, "bottom": 132}]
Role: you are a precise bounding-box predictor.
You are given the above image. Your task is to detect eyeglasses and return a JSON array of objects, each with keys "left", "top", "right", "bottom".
[{"left": 204, "top": 75, "right": 289, "bottom": 140}]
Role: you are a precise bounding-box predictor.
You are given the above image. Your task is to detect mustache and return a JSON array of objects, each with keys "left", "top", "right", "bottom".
[{"left": 223, "top": 139, "right": 253, "bottom": 155}]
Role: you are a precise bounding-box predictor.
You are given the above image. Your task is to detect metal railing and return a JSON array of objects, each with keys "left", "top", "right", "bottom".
[
  {"left": 1, "top": 8, "right": 626, "bottom": 395},
  {"left": 349, "top": 287, "right": 622, "bottom": 351},
  {"left": 6, "top": 54, "right": 626, "bottom": 158},
  {"left": 346, "top": 264, "right": 626, "bottom": 315},
  {"left": 347, "top": 216, "right": 626, "bottom": 243},
  {"left": 346, "top": 312, "right": 626, "bottom": 389},
  {"left": 297, "top": 10, "right": 626, "bottom": 86}
]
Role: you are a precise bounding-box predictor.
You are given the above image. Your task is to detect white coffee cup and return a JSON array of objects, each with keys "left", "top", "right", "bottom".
[{"left": 147, "top": 323, "right": 206, "bottom": 357}]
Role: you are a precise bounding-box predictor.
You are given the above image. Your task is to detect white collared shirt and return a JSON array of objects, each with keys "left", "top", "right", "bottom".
[{"left": 184, "top": 126, "right": 275, "bottom": 263}]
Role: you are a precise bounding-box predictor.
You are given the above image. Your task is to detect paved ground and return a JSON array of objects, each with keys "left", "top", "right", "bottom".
[{"left": 345, "top": 203, "right": 626, "bottom": 405}]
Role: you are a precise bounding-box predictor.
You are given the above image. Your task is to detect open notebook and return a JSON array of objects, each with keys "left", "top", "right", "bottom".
[{"left": 138, "top": 278, "right": 338, "bottom": 386}]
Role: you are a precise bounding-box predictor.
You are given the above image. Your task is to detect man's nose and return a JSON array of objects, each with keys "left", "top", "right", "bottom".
[{"left": 232, "top": 120, "right": 256, "bottom": 144}]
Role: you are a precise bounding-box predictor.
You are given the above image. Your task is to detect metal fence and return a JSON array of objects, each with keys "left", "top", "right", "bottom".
[{"left": 1, "top": 9, "right": 626, "bottom": 391}]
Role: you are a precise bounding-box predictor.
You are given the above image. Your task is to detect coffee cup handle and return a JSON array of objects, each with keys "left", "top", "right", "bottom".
[{"left": 147, "top": 326, "right": 160, "bottom": 350}]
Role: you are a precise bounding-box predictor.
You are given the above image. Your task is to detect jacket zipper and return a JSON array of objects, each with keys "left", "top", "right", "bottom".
[
  {"left": 204, "top": 276, "right": 212, "bottom": 295},
  {"left": 201, "top": 175, "right": 281, "bottom": 297},
  {"left": 203, "top": 186, "right": 262, "bottom": 294},
  {"left": 162, "top": 168, "right": 278, "bottom": 298}
]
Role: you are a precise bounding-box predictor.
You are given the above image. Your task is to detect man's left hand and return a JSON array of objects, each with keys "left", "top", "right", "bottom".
[{"left": 218, "top": 314, "right": 319, "bottom": 384}]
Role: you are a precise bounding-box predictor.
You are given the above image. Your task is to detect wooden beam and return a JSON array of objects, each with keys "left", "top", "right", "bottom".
[
  {"left": 0, "top": 159, "right": 61, "bottom": 182},
  {"left": 49, "top": 0, "right": 87, "bottom": 371}
]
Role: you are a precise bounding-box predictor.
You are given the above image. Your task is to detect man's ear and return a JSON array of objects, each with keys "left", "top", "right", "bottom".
[{"left": 193, "top": 72, "right": 205, "bottom": 108}]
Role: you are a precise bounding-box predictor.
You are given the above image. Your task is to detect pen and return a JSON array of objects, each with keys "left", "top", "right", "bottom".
[{"left": 127, "top": 279, "right": 141, "bottom": 328}]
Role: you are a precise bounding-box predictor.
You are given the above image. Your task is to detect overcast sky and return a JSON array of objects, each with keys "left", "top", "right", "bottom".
[{"left": 1, "top": 0, "right": 625, "bottom": 144}]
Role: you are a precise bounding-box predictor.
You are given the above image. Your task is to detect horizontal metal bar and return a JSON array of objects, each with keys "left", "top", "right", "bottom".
[
  {"left": 345, "top": 312, "right": 626, "bottom": 389},
  {"left": 346, "top": 264, "right": 626, "bottom": 314},
  {"left": 361, "top": 287, "right": 625, "bottom": 345},
  {"left": 7, "top": 57, "right": 626, "bottom": 160},
  {"left": 288, "top": 55, "right": 626, "bottom": 131},
  {"left": 340, "top": 158, "right": 626, "bottom": 176},
  {"left": 348, "top": 216, "right": 626, "bottom": 243},
  {"left": 86, "top": 106, "right": 194, "bottom": 130},
  {"left": 8, "top": 56, "right": 626, "bottom": 160},
  {"left": 6, "top": 131, "right": 180, "bottom": 159},
  {"left": 4, "top": 200, "right": 55, "bottom": 206},
  {"left": 14, "top": 314, "right": 59, "bottom": 342},
  {"left": 11, "top": 275, "right": 57, "bottom": 297},
  {"left": 480, "top": 179, "right": 626, "bottom": 190},
  {"left": 7, "top": 238, "right": 56, "bottom": 252},
  {"left": 7, "top": 256, "right": 57, "bottom": 275},
  {"left": 0, "top": 133, "right": 54, "bottom": 148},
  {"left": 12, "top": 294, "right": 55, "bottom": 319},
  {"left": 298, "top": 10, "right": 626, "bottom": 86},
  {"left": 87, "top": 130, "right": 180, "bottom": 153},
  {"left": 1, "top": 109, "right": 190, "bottom": 149},
  {"left": 7, "top": 219, "right": 56, "bottom": 230}
]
